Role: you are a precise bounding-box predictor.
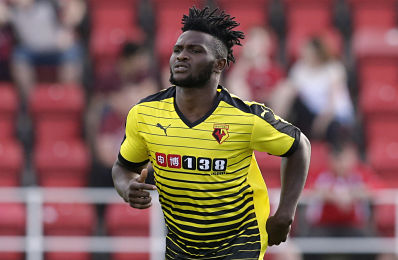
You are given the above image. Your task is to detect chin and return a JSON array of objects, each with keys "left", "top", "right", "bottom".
[
  {"left": 169, "top": 74, "right": 191, "bottom": 88},
  {"left": 169, "top": 71, "right": 210, "bottom": 88}
]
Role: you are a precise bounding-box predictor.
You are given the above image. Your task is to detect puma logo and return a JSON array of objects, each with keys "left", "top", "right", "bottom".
[
  {"left": 261, "top": 106, "right": 268, "bottom": 118},
  {"left": 156, "top": 123, "right": 171, "bottom": 136}
]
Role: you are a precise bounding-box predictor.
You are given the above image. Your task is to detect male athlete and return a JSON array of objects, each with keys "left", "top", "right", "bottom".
[{"left": 112, "top": 6, "right": 311, "bottom": 260}]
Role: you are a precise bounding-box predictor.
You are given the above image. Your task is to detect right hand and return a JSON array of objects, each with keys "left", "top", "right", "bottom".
[
  {"left": 125, "top": 168, "right": 156, "bottom": 209},
  {"left": 266, "top": 215, "right": 292, "bottom": 246}
]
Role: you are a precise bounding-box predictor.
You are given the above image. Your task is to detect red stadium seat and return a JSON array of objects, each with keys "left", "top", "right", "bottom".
[
  {"left": 374, "top": 204, "right": 395, "bottom": 237},
  {"left": 35, "top": 119, "right": 82, "bottom": 143},
  {"left": 283, "top": 0, "right": 339, "bottom": 63},
  {"left": 284, "top": 0, "right": 334, "bottom": 34},
  {"left": 0, "top": 83, "right": 18, "bottom": 140},
  {"left": 89, "top": 0, "right": 144, "bottom": 72},
  {"left": 367, "top": 136, "right": 398, "bottom": 188},
  {"left": 0, "top": 140, "right": 24, "bottom": 186},
  {"left": 112, "top": 253, "right": 150, "bottom": 260},
  {"left": 352, "top": 29, "right": 398, "bottom": 88},
  {"left": 45, "top": 252, "right": 91, "bottom": 260},
  {"left": 29, "top": 84, "right": 85, "bottom": 141},
  {"left": 264, "top": 253, "right": 277, "bottom": 260},
  {"left": 34, "top": 139, "right": 91, "bottom": 187},
  {"left": 305, "top": 141, "right": 329, "bottom": 188},
  {"left": 347, "top": 0, "right": 398, "bottom": 30},
  {"left": 256, "top": 141, "right": 329, "bottom": 188},
  {"left": 105, "top": 203, "right": 151, "bottom": 260},
  {"left": 105, "top": 203, "right": 150, "bottom": 236},
  {"left": 365, "top": 120, "right": 398, "bottom": 145},
  {"left": 43, "top": 203, "right": 97, "bottom": 236},
  {"left": 216, "top": 0, "right": 268, "bottom": 33},
  {"left": 35, "top": 65, "right": 58, "bottom": 83},
  {"left": 0, "top": 252, "right": 24, "bottom": 260},
  {"left": 356, "top": 58, "right": 398, "bottom": 89},
  {"left": 0, "top": 203, "right": 26, "bottom": 236},
  {"left": 30, "top": 83, "right": 84, "bottom": 120},
  {"left": 359, "top": 82, "right": 398, "bottom": 119},
  {"left": 43, "top": 203, "right": 96, "bottom": 260},
  {"left": 0, "top": 203, "right": 25, "bottom": 260},
  {"left": 366, "top": 120, "right": 398, "bottom": 187},
  {"left": 255, "top": 151, "right": 281, "bottom": 188},
  {"left": 90, "top": 0, "right": 136, "bottom": 6}
]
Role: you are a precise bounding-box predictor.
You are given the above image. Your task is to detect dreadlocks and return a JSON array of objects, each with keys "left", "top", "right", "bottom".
[{"left": 181, "top": 6, "right": 245, "bottom": 65}]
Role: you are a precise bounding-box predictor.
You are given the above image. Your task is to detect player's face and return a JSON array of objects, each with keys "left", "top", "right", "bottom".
[{"left": 169, "top": 30, "right": 217, "bottom": 88}]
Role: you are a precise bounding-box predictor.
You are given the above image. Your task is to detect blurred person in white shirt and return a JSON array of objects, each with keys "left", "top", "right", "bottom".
[
  {"left": 270, "top": 37, "right": 355, "bottom": 145},
  {"left": 7, "top": 0, "right": 86, "bottom": 100}
]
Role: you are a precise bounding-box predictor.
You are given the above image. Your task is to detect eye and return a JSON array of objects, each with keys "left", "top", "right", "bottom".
[
  {"left": 191, "top": 48, "right": 202, "bottom": 53},
  {"left": 173, "top": 47, "right": 181, "bottom": 53}
]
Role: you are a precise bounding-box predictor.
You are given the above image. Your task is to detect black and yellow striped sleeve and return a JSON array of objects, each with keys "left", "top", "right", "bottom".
[{"left": 249, "top": 103, "right": 300, "bottom": 157}]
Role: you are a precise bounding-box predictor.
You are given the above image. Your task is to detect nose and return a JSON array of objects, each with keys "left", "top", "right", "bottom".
[{"left": 176, "top": 50, "right": 189, "bottom": 61}]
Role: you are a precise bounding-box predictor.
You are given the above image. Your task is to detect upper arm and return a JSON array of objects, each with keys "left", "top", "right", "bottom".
[
  {"left": 114, "top": 158, "right": 148, "bottom": 175},
  {"left": 118, "top": 106, "right": 150, "bottom": 168},
  {"left": 296, "top": 132, "right": 311, "bottom": 156},
  {"left": 250, "top": 105, "right": 301, "bottom": 157}
]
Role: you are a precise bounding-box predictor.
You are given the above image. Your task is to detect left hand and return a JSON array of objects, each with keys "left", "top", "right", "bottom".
[{"left": 266, "top": 215, "right": 293, "bottom": 246}]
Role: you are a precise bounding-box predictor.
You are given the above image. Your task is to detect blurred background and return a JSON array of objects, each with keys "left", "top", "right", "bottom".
[{"left": 0, "top": 0, "right": 398, "bottom": 259}]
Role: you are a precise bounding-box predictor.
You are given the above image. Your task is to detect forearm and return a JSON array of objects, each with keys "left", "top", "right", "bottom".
[
  {"left": 111, "top": 160, "right": 141, "bottom": 201},
  {"left": 276, "top": 133, "right": 311, "bottom": 221}
]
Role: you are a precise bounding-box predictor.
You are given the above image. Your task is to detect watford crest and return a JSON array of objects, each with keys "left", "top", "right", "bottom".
[{"left": 212, "top": 124, "right": 229, "bottom": 144}]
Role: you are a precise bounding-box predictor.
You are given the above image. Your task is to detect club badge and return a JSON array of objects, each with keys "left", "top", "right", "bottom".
[{"left": 212, "top": 124, "right": 229, "bottom": 144}]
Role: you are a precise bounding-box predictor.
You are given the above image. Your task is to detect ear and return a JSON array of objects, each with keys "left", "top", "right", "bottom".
[{"left": 213, "top": 58, "right": 227, "bottom": 73}]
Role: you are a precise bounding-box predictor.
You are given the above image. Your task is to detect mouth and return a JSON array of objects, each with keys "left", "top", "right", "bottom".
[{"left": 173, "top": 63, "right": 189, "bottom": 73}]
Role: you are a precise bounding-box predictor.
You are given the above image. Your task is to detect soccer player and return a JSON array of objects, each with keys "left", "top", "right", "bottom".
[{"left": 112, "top": 6, "right": 311, "bottom": 260}]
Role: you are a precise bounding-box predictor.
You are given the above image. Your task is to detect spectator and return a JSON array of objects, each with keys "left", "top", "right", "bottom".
[
  {"left": 304, "top": 140, "right": 377, "bottom": 260},
  {"left": 271, "top": 37, "right": 355, "bottom": 145},
  {"left": 8, "top": 0, "right": 86, "bottom": 101},
  {"left": 87, "top": 42, "right": 159, "bottom": 187},
  {"left": 0, "top": 1, "right": 13, "bottom": 81},
  {"left": 225, "top": 26, "right": 285, "bottom": 104}
]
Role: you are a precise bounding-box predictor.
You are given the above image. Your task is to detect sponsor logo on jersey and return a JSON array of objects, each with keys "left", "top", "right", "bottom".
[
  {"left": 212, "top": 124, "right": 229, "bottom": 144},
  {"left": 155, "top": 152, "right": 227, "bottom": 174}
]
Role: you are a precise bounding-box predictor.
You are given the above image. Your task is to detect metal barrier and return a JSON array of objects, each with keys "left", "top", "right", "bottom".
[{"left": 0, "top": 187, "right": 397, "bottom": 259}]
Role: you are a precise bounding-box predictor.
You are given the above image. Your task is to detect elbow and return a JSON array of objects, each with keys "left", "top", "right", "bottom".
[
  {"left": 299, "top": 133, "right": 311, "bottom": 156},
  {"left": 111, "top": 159, "right": 121, "bottom": 179},
  {"left": 287, "top": 132, "right": 311, "bottom": 160},
  {"left": 297, "top": 132, "right": 311, "bottom": 166}
]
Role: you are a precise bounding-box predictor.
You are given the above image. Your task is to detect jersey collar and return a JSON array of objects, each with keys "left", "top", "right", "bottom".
[{"left": 174, "top": 85, "right": 226, "bottom": 128}]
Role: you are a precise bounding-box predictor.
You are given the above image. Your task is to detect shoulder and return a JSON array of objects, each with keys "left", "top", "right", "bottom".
[
  {"left": 137, "top": 86, "right": 175, "bottom": 105},
  {"left": 221, "top": 86, "right": 272, "bottom": 118},
  {"left": 126, "top": 86, "right": 175, "bottom": 119}
]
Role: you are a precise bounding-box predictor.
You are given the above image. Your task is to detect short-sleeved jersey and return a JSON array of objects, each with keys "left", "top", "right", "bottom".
[{"left": 119, "top": 85, "right": 301, "bottom": 260}]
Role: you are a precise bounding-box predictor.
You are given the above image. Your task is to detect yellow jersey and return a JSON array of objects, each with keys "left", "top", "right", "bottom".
[{"left": 119, "top": 85, "right": 301, "bottom": 259}]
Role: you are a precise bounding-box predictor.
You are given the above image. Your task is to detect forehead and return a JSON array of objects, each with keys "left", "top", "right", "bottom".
[{"left": 175, "top": 30, "right": 215, "bottom": 47}]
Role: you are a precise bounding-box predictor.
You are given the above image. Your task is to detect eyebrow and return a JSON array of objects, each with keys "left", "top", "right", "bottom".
[{"left": 174, "top": 43, "right": 206, "bottom": 49}]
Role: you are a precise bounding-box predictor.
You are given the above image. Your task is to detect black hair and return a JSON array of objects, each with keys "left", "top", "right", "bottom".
[
  {"left": 308, "top": 37, "right": 332, "bottom": 63},
  {"left": 120, "top": 42, "right": 140, "bottom": 59},
  {"left": 181, "top": 6, "right": 245, "bottom": 65}
]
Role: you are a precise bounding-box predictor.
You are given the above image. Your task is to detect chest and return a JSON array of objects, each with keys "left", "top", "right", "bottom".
[{"left": 137, "top": 107, "right": 253, "bottom": 176}]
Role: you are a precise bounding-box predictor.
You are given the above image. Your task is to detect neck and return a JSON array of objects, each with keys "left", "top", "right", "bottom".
[{"left": 175, "top": 81, "right": 219, "bottom": 124}]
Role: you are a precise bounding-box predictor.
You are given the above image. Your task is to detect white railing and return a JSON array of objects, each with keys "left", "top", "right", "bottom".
[{"left": 0, "top": 187, "right": 397, "bottom": 259}]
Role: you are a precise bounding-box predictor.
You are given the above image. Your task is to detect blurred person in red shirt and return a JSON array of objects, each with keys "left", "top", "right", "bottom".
[
  {"left": 87, "top": 41, "right": 159, "bottom": 187},
  {"left": 225, "top": 26, "right": 285, "bottom": 105},
  {"left": 304, "top": 139, "right": 380, "bottom": 260}
]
